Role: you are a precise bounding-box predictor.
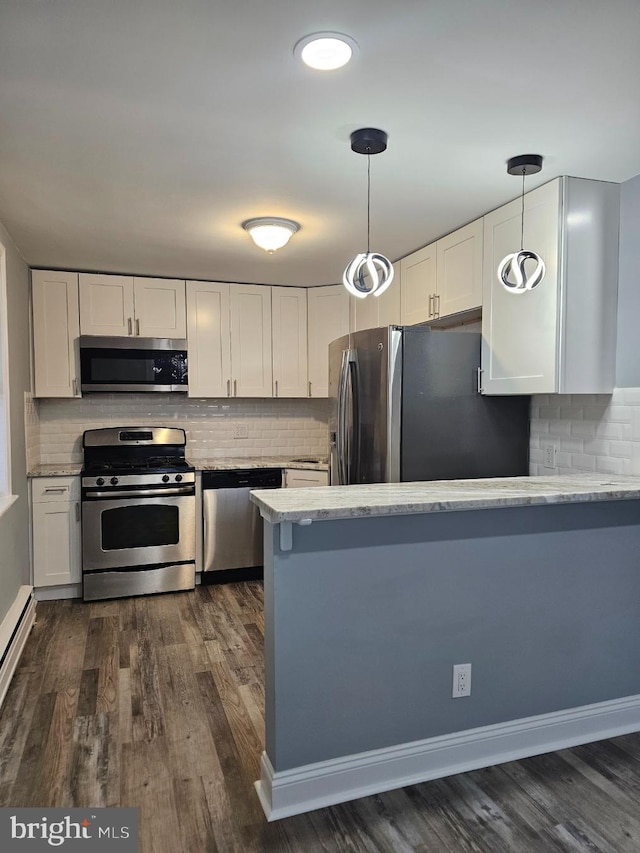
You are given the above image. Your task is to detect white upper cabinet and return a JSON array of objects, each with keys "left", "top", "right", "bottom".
[
  {"left": 399, "top": 220, "right": 483, "bottom": 326},
  {"left": 272, "top": 287, "right": 308, "bottom": 398},
  {"left": 230, "top": 285, "right": 273, "bottom": 397},
  {"left": 79, "top": 273, "right": 186, "bottom": 338},
  {"left": 400, "top": 242, "right": 437, "bottom": 325},
  {"left": 481, "top": 176, "right": 619, "bottom": 395},
  {"left": 436, "top": 219, "right": 483, "bottom": 317},
  {"left": 186, "top": 280, "right": 232, "bottom": 398},
  {"left": 307, "top": 285, "right": 350, "bottom": 397},
  {"left": 79, "top": 274, "right": 135, "bottom": 336},
  {"left": 133, "top": 277, "right": 187, "bottom": 338},
  {"left": 350, "top": 276, "right": 402, "bottom": 334},
  {"left": 32, "top": 270, "right": 81, "bottom": 398}
]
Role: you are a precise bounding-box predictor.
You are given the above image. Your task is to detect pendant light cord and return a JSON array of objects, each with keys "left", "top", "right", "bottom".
[
  {"left": 367, "top": 152, "right": 371, "bottom": 254},
  {"left": 520, "top": 168, "right": 525, "bottom": 252}
]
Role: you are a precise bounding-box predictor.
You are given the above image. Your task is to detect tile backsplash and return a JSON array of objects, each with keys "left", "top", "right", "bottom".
[
  {"left": 29, "top": 395, "right": 330, "bottom": 466},
  {"left": 530, "top": 387, "right": 640, "bottom": 476}
]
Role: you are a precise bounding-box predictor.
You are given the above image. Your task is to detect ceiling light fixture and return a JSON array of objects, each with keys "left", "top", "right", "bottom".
[
  {"left": 294, "top": 32, "right": 358, "bottom": 71},
  {"left": 343, "top": 128, "right": 394, "bottom": 300},
  {"left": 242, "top": 217, "right": 300, "bottom": 253},
  {"left": 497, "top": 154, "right": 546, "bottom": 294}
]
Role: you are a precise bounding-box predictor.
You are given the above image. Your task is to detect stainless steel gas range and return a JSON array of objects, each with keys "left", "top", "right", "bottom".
[{"left": 81, "top": 426, "right": 196, "bottom": 601}]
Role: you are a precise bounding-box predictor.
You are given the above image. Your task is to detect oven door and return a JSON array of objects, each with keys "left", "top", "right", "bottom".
[{"left": 82, "top": 492, "right": 196, "bottom": 572}]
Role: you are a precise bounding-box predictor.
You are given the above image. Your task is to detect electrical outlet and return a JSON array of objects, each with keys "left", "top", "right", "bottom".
[
  {"left": 233, "top": 424, "right": 248, "bottom": 439},
  {"left": 542, "top": 442, "right": 557, "bottom": 469},
  {"left": 452, "top": 663, "right": 472, "bottom": 698}
]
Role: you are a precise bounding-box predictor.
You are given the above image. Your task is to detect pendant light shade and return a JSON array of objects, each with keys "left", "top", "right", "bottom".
[
  {"left": 343, "top": 128, "right": 394, "bottom": 298},
  {"left": 242, "top": 217, "right": 300, "bottom": 252},
  {"left": 498, "top": 154, "right": 546, "bottom": 293}
]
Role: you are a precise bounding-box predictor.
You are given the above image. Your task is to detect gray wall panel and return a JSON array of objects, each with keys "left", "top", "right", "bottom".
[{"left": 267, "top": 502, "right": 640, "bottom": 770}]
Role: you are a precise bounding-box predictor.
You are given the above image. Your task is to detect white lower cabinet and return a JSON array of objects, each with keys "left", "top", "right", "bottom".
[
  {"left": 32, "top": 477, "right": 81, "bottom": 588},
  {"left": 283, "top": 469, "right": 329, "bottom": 488}
]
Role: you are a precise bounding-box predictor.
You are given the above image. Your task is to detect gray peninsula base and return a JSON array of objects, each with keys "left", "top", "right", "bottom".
[{"left": 256, "top": 498, "right": 640, "bottom": 819}]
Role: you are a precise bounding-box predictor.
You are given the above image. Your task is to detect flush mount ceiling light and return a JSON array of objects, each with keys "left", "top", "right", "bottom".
[
  {"left": 294, "top": 32, "right": 358, "bottom": 71},
  {"left": 343, "top": 128, "right": 394, "bottom": 300},
  {"left": 242, "top": 217, "right": 300, "bottom": 253},
  {"left": 497, "top": 154, "right": 546, "bottom": 294}
]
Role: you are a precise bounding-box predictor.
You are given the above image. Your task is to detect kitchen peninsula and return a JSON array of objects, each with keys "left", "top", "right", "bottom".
[{"left": 251, "top": 475, "right": 640, "bottom": 820}]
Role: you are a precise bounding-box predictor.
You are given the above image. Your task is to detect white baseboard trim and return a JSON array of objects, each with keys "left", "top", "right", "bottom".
[
  {"left": 0, "top": 585, "right": 35, "bottom": 709},
  {"left": 255, "top": 693, "right": 640, "bottom": 820},
  {"left": 34, "top": 583, "right": 81, "bottom": 601}
]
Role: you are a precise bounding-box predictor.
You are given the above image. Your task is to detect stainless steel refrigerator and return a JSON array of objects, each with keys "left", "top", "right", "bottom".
[{"left": 329, "top": 325, "right": 530, "bottom": 485}]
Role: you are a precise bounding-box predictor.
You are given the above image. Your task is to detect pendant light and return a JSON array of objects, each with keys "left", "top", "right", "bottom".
[
  {"left": 343, "top": 128, "right": 394, "bottom": 300},
  {"left": 497, "top": 154, "right": 545, "bottom": 294}
]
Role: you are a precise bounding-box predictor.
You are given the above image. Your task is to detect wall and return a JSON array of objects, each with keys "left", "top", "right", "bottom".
[
  {"left": 31, "top": 395, "right": 329, "bottom": 466},
  {"left": 0, "top": 224, "right": 30, "bottom": 624}
]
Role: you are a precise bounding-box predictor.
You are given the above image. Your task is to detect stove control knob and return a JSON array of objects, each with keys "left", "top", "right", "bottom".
[
  {"left": 96, "top": 477, "right": 105, "bottom": 486},
  {"left": 175, "top": 474, "right": 183, "bottom": 482},
  {"left": 162, "top": 474, "right": 170, "bottom": 483},
  {"left": 110, "top": 477, "right": 119, "bottom": 486}
]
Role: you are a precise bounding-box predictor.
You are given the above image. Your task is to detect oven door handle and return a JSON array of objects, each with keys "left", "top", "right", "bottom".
[{"left": 83, "top": 486, "right": 196, "bottom": 499}]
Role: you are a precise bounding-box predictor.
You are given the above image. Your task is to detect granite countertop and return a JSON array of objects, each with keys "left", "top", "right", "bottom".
[
  {"left": 28, "top": 463, "right": 83, "bottom": 477},
  {"left": 28, "top": 457, "right": 329, "bottom": 477},
  {"left": 190, "top": 456, "right": 329, "bottom": 472},
  {"left": 249, "top": 474, "right": 640, "bottom": 524}
]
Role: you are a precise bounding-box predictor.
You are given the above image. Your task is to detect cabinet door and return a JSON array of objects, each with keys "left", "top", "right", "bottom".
[
  {"left": 436, "top": 219, "right": 483, "bottom": 317},
  {"left": 307, "top": 285, "right": 350, "bottom": 398},
  {"left": 32, "top": 270, "right": 80, "bottom": 398},
  {"left": 133, "top": 278, "right": 187, "bottom": 338},
  {"left": 272, "top": 287, "right": 308, "bottom": 398},
  {"left": 481, "top": 179, "right": 561, "bottom": 394},
  {"left": 79, "top": 274, "right": 134, "bottom": 336},
  {"left": 400, "top": 243, "right": 437, "bottom": 325},
  {"left": 186, "top": 281, "right": 231, "bottom": 398},
  {"left": 32, "top": 499, "right": 81, "bottom": 587},
  {"left": 230, "top": 285, "right": 273, "bottom": 397}
]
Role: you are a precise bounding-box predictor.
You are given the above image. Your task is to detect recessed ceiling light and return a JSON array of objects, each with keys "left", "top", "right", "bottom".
[{"left": 294, "top": 32, "right": 358, "bottom": 71}]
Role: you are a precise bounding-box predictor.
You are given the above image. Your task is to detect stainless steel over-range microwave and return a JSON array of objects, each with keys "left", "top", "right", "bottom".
[{"left": 79, "top": 336, "right": 188, "bottom": 392}]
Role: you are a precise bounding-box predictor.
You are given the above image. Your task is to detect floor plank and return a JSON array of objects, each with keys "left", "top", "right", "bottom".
[{"left": 3, "top": 584, "right": 640, "bottom": 852}]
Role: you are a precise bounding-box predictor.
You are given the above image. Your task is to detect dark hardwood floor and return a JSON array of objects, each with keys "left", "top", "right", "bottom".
[{"left": 2, "top": 582, "right": 640, "bottom": 852}]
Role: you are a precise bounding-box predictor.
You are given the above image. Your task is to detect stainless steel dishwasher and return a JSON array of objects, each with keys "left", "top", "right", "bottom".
[{"left": 201, "top": 468, "right": 282, "bottom": 582}]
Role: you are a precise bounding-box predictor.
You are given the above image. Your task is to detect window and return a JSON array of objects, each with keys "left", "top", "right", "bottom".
[{"left": 0, "top": 241, "right": 12, "bottom": 504}]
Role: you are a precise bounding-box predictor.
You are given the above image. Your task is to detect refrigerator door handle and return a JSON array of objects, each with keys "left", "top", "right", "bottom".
[
  {"left": 337, "top": 350, "right": 350, "bottom": 485},
  {"left": 347, "top": 357, "right": 360, "bottom": 484}
]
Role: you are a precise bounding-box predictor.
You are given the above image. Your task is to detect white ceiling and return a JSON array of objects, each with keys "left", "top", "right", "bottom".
[{"left": 1, "top": 0, "right": 640, "bottom": 287}]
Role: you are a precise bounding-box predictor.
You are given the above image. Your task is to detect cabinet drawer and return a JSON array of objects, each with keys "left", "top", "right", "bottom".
[
  {"left": 284, "top": 469, "right": 329, "bottom": 488},
  {"left": 32, "top": 477, "right": 80, "bottom": 502}
]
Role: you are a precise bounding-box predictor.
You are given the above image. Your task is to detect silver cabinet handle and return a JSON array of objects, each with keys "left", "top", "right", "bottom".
[
  {"left": 72, "top": 378, "right": 78, "bottom": 396},
  {"left": 135, "top": 318, "right": 140, "bottom": 336},
  {"left": 233, "top": 379, "right": 237, "bottom": 397},
  {"left": 428, "top": 294, "right": 433, "bottom": 318},
  {"left": 75, "top": 502, "right": 80, "bottom": 522},
  {"left": 275, "top": 380, "right": 278, "bottom": 397},
  {"left": 127, "top": 317, "right": 132, "bottom": 335},
  {"left": 226, "top": 379, "right": 231, "bottom": 397},
  {"left": 308, "top": 380, "right": 312, "bottom": 397},
  {"left": 435, "top": 294, "right": 440, "bottom": 318},
  {"left": 477, "top": 366, "right": 483, "bottom": 394},
  {"left": 44, "top": 486, "right": 68, "bottom": 493}
]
